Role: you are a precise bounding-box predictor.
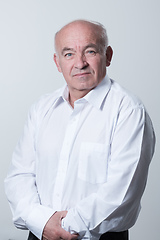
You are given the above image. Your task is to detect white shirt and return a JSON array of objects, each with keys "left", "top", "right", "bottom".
[{"left": 4, "top": 75, "right": 155, "bottom": 239}]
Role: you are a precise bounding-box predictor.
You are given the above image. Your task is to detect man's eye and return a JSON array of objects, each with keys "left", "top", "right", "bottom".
[
  {"left": 64, "top": 53, "right": 73, "bottom": 57},
  {"left": 86, "top": 50, "right": 96, "bottom": 56}
]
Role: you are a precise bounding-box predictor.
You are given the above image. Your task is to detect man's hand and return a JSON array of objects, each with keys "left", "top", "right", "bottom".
[{"left": 42, "top": 211, "right": 78, "bottom": 240}]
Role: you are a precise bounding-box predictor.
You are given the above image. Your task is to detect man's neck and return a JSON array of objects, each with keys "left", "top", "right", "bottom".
[{"left": 68, "top": 89, "right": 91, "bottom": 108}]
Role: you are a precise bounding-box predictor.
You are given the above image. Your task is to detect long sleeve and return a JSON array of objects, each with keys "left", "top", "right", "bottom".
[
  {"left": 4, "top": 104, "right": 55, "bottom": 239},
  {"left": 62, "top": 106, "right": 155, "bottom": 239}
]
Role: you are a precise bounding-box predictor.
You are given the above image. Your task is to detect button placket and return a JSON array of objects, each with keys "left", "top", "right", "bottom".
[{"left": 52, "top": 103, "right": 84, "bottom": 210}]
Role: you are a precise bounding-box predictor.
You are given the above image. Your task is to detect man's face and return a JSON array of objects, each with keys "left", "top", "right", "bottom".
[{"left": 54, "top": 22, "right": 112, "bottom": 99}]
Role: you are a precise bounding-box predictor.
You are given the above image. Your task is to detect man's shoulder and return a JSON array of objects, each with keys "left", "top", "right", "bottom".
[
  {"left": 37, "top": 88, "right": 62, "bottom": 105},
  {"left": 30, "top": 87, "right": 63, "bottom": 116},
  {"left": 110, "top": 79, "right": 144, "bottom": 109}
]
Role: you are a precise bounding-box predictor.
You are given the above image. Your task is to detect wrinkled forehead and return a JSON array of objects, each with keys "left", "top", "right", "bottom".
[{"left": 55, "top": 22, "right": 104, "bottom": 53}]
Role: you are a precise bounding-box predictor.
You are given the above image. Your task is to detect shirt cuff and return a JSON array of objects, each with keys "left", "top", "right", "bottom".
[
  {"left": 25, "top": 205, "right": 56, "bottom": 239},
  {"left": 62, "top": 208, "right": 91, "bottom": 239}
]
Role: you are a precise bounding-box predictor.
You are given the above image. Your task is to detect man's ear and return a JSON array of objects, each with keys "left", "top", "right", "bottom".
[
  {"left": 106, "top": 46, "right": 113, "bottom": 67},
  {"left": 53, "top": 53, "right": 62, "bottom": 73}
]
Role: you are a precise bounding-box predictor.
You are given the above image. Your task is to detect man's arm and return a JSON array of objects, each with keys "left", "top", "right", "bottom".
[
  {"left": 4, "top": 101, "right": 79, "bottom": 240},
  {"left": 62, "top": 107, "right": 155, "bottom": 238},
  {"left": 4, "top": 103, "right": 53, "bottom": 238}
]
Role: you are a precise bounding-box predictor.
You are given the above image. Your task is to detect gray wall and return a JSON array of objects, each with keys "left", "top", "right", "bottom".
[{"left": 0, "top": 0, "right": 159, "bottom": 239}]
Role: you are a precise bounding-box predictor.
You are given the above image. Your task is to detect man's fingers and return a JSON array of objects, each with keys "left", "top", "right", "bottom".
[
  {"left": 56, "top": 211, "right": 68, "bottom": 226},
  {"left": 71, "top": 234, "right": 79, "bottom": 240},
  {"left": 59, "top": 210, "right": 68, "bottom": 219},
  {"left": 59, "top": 227, "right": 78, "bottom": 240},
  {"left": 59, "top": 227, "right": 71, "bottom": 240}
]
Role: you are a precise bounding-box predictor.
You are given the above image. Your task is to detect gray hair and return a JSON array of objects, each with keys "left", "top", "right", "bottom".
[{"left": 88, "top": 20, "right": 109, "bottom": 50}]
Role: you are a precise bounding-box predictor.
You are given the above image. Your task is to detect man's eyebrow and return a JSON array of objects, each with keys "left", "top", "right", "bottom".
[
  {"left": 84, "top": 43, "right": 98, "bottom": 50},
  {"left": 61, "top": 47, "right": 75, "bottom": 55}
]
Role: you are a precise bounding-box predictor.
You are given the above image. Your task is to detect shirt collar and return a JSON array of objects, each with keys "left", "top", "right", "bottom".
[
  {"left": 52, "top": 85, "right": 69, "bottom": 107},
  {"left": 54, "top": 74, "right": 111, "bottom": 110},
  {"left": 84, "top": 74, "right": 111, "bottom": 110}
]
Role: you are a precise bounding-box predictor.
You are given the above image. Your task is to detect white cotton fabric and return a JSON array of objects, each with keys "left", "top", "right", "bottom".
[{"left": 4, "top": 75, "right": 155, "bottom": 239}]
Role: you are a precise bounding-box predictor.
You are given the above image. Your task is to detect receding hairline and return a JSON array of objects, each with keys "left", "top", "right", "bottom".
[{"left": 54, "top": 19, "right": 109, "bottom": 53}]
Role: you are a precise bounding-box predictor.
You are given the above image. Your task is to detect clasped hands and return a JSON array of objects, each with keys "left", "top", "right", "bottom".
[{"left": 42, "top": 211, "right": 79, "bottom": 240}]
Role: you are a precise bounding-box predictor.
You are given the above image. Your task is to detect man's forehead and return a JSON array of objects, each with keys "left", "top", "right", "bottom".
[{"left": 56, "top": 24, "right": 100, "bottom": 50}]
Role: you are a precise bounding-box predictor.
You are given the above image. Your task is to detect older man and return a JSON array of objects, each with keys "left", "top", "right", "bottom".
[{"left": 5, "top": 20, "right": 155, "bottom": 240}]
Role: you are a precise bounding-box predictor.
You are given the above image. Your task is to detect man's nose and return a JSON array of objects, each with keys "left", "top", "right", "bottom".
[{"left": 74, "top": 54, "right": 88, "bottom": 69}]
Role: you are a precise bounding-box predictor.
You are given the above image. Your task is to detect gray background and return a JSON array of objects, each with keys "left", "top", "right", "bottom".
[{"left": 0, "top": 0, "right": 159, "bottom": 239}]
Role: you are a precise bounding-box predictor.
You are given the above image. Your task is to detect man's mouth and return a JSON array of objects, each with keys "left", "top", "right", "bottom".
[{"left": 73, "top": 72, "right": 91, "bottom": 77}]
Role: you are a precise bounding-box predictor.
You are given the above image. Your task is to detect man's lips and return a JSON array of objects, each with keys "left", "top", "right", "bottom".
[{"left": 72, "top": 72, "right": 91, "bottom": 77}]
